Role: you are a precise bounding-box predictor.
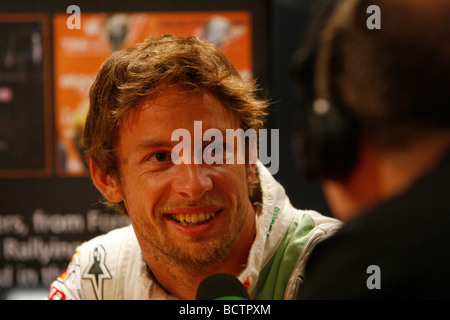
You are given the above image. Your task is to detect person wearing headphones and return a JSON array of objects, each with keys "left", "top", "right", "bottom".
[{"left": 293, "top": 0, "right": 450, "bottom": 299}]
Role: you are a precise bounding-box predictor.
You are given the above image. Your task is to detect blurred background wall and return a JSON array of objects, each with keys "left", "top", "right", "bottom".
[{"left": 0, "top": 0, "right": 329, "bottom": 299}]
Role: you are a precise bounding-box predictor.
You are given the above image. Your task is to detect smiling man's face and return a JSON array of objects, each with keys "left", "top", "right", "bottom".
[{"left": 105, "top": 86, "right": 256, "bottom": 269}]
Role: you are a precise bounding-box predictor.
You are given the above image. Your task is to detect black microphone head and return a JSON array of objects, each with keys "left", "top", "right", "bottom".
[{"left": 196, "top": 273, "right": 250, "bottom": 300}]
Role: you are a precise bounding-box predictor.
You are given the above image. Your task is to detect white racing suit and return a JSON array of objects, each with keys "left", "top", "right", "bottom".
[{"left": 48, "top": 163, "right": 341, "bottom": 300}]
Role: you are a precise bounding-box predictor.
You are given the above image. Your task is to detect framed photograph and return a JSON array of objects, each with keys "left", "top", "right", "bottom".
[{"left": 0, "top": 14, "right": 52, "bottom": 178}]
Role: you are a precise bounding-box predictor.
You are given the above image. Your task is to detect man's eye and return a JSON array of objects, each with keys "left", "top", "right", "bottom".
[
  {"left": 148, "top": 152, "right": 169, "bottom": 162},
  {"left": 210, "top": 143, "right": 224, "bottom": 155},
  {"left": 203, "top": 142, "right": 224, "bottom": 156}
]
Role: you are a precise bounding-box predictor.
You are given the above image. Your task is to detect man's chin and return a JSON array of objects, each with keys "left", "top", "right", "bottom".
[{"left": 156, "top": 237, "right": 234, "bottom": 270}]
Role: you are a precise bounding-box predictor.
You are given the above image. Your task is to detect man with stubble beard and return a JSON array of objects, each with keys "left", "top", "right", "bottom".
[{"left": 48, "top": 34, "right": 341, "bottom": 300}]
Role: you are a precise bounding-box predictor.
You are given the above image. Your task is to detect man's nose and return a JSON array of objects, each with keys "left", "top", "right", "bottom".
[{"left": 171, "top": 164, "right": 213, "bottom": 200}]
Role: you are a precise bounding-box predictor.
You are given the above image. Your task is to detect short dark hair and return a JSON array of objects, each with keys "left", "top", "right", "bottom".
[{"left": 316, "top": 0, "right": 450, "bottom": 150}]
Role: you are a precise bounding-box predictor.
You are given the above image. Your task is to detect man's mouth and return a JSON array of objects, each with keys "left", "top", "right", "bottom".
[{"left": 169, "top": 212, "right": 218, "bottom": 226}]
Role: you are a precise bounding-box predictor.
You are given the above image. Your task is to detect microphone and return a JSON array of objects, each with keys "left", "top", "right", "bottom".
[{"left": 196, "top": 273, "right": 250, "bottom": 300}]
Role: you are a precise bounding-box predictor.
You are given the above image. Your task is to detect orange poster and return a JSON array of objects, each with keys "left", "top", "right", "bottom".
[{"left": 53, "top": 11, "right": 252, "bottom": 175}]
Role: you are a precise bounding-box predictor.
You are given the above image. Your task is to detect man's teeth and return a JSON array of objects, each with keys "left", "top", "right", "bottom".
[{"left": 170, "top": 212, "right": 216, "bottom": 226}]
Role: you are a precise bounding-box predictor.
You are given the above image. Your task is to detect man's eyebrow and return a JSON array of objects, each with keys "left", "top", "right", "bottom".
[
  {"left": 132, "top": 128, "right": 238, "bottom": 151},
  {"left": 133, "top": 139, "right": 174, "bottom": 151}
]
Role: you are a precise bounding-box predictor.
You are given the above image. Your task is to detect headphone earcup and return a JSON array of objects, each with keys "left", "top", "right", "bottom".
[
  {"left": 301, "top": 98, "right": 359, "bottom": 180},
  {"left": 291, "top": 0, "right": 359, "bottom": 181}
]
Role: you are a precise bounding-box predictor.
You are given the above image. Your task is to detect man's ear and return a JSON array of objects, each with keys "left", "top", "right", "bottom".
[
  {"left": 246, "top": 139, "right": 258, "bottom": 183},
  {"left": 246, "top": 162, "right": 257, "bottom": 183},
  {"left": 89, "top": 158, "right": 124, "bottom": 203}
]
